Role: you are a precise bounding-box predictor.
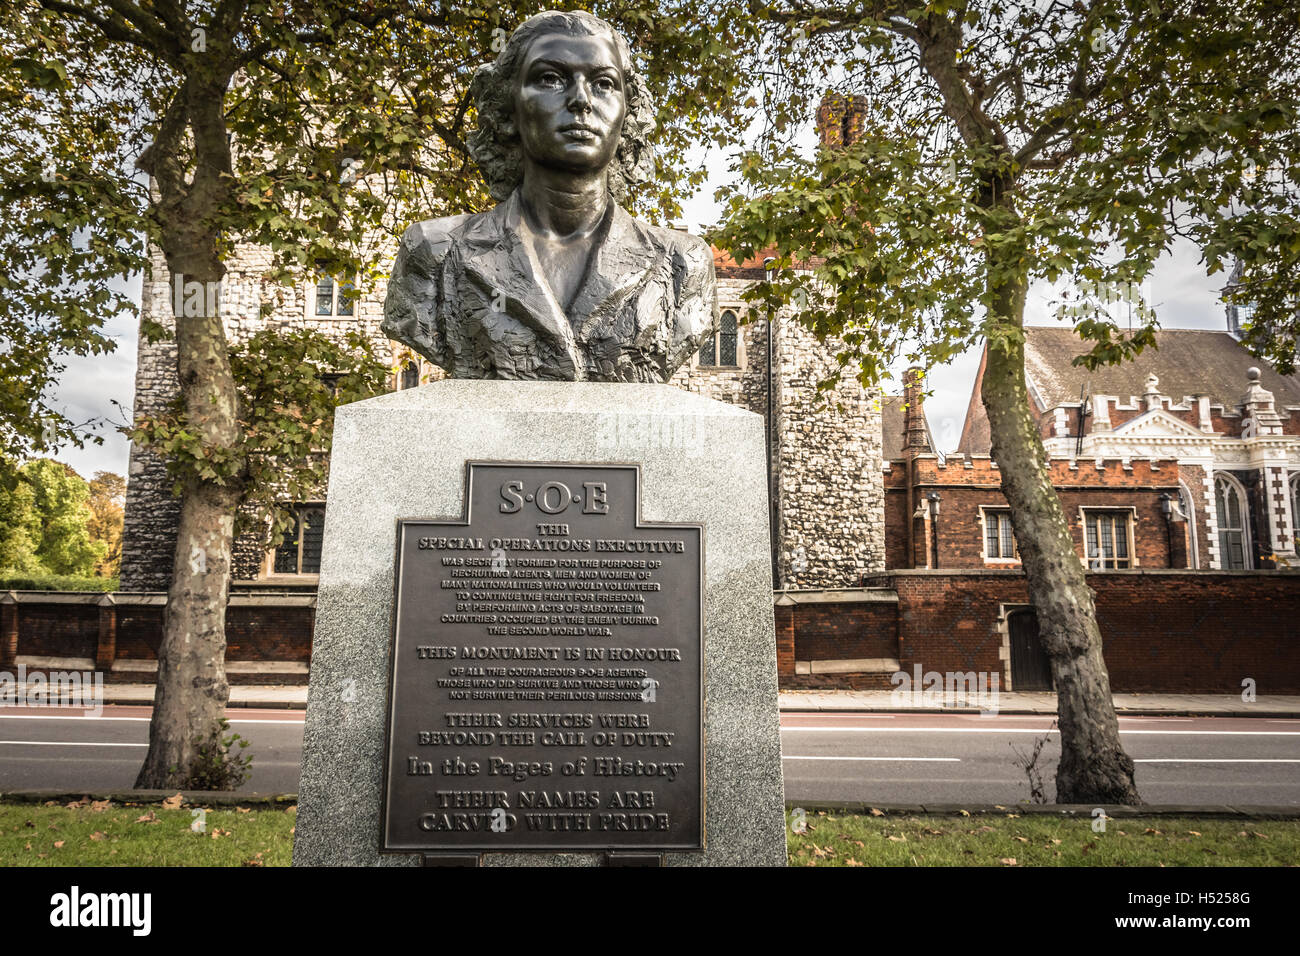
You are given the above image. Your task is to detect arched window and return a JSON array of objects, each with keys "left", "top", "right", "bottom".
[
  {"left": 400, "top": 360, "right": 419, "bottom": 390},
  {"left": 697, "top": 310, "right": 740, "bottom": 367},
  {"left": 1214, "top": 475, "right": 1250, "bottom": 570},
  {"left": 1178, "top": 481, "right": 1199, "bottom": 569},
  {"left": 1290, "top": 474, "right": 1300, "bottom": 544}
]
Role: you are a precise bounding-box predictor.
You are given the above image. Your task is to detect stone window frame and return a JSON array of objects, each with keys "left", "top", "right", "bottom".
[
  {"left": 1290, "top": 473, "right": 1300, "bottom": 544},
  {"left": 1178, "top": 480, "right": 1200, "bottom": 570},
  {"left": 1212, "top": 473, "right": 1252, "bottom": 570},
  {"left": 694, "top": 307, "right": 746, "bottom": 370},
  {"left": 978, "top": 506, "right": 1020, "bottom": 564},
  {"left": 1078, "top": 506, "right": 1138, "bottom": 570},
  {"left": 307, "top": 274, "right": 358, "bottom": 319},
  {"left": 261, "top": 502, "right": 327, "bottom": 581}
]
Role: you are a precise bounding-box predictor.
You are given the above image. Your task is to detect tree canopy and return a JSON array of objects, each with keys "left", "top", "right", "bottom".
[
  {"left": 0, "top": 458, "right": 107, "bottom": 577},
  {"left": 716, "top": 0, "right": 1300, "bottom": 385}
]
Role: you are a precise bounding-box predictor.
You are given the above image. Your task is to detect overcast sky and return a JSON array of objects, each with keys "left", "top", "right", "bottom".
[{"left": 47, "top": 137, "right": 1235, "bottom": 482}]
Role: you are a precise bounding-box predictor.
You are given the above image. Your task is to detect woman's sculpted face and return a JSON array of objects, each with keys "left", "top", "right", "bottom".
[{"left": 512, "top": 31, "right": 627, "bottom": 179}]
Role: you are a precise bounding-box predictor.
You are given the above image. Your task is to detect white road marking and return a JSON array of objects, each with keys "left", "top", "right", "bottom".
[
  {"left": 0, "top": 714, "right": 301, "bottom": 724},
  {"left": 782, "top": 756, "right": 960, "bottom": 762},
  {"left": 782, "top": 727, "right": 1300, "bottom": 735},
  {"left": 1135, "top": 758, "right": 1300, "bottom": 764},
  {"left": 0, "top": 740, "right": 146, "bottom": 747}
]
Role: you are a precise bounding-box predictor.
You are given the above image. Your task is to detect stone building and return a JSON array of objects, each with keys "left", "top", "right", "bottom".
[{"left": 119, "top": 241, "right": 886, "bottom": 594}]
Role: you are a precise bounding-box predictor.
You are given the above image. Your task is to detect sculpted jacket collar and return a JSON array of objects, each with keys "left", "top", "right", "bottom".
[{"left": 454, "top": 188, "right": 662, "bottom": 364}]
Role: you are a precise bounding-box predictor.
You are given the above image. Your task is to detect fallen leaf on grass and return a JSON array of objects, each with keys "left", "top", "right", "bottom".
[
  {"left": 1013, "top": 836, "right": 1028, "bottom": 843},
  {"left": 65, "top": 796, "right": 90, "bottom": 809},
  {"left": 236, "top": 807, "right": 251, "bottom": 814},
  {"left": 1144, "top": 828, "right": 1162, "bottom": 835},
  {"left": 53, "top": 841, "right": 64, "bottom": 849},
  {"left": 161, "top": 793, "right": 184, "bottom": 810},
  {"left": 24, "top": 842, "right": 31, "bottom": 850},
  {"left": 999, "top": 857, "right": 1018, "bottom": 866},
  {"left": 1187, "top": 831, "right": 1201, "bottom": 837},
  {"left": 210, "top": 828, "right": 232, "bottom": 839},
  {"left": 135, "top": 811, "right": 158, "bottom": 824},
  {"left": 886, "top": 835, "right": 907, "bottom": 843},
  {"left": 957, "top": 810, "right": 970, "bottom": 817},
  {"left": 89, "top": 831, "right": 106, "bottom": 841},
  {"left": 1050, "top": 838, "right": 1062, "bottom": 845},
  {"left": 42, "top": 801, "right": 57, "bottom": 807},
  {"left": 845, "top": 858, "right": 863, "bottom": 867},
  {"left": 90, "top": 800, "right": 111, "bottom": 812},
  {"left": 242, "top": 853, "right": 265, "bottom": 867},
  {"left": 869, "top": 808, "right": 885, "bottom": 817}
]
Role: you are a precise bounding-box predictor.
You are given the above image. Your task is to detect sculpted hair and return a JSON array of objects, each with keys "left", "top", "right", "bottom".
[{"left": 468, "top": 10, "right": 656, "bottom": 202}]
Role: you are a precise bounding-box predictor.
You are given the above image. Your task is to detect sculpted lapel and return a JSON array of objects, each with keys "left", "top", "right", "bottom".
[{"left": 385, "top": 188, "right": 715, "bottom": 383}]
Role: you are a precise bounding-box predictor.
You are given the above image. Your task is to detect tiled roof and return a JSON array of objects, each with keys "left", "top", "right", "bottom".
[{"left": 956, "top": 327, "right": 1300, "bottom": 455}]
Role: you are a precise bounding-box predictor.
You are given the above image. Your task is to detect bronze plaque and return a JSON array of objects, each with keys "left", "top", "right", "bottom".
[{"left": 380, "top": 462, "right": 704, "bottom": 853}]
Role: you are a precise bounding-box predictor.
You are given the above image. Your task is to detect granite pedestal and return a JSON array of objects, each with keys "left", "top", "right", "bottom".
[{"left": 292, "top": 380, "right": 786, "bottom": 866}]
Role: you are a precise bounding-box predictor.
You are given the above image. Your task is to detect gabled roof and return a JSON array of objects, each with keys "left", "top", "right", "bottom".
[
  {"left": 1023, "top": 327, "right": 1300, "bottom": 409},
  {"left": 956, "top": 326, "right": 1300, "bottom": 455}
]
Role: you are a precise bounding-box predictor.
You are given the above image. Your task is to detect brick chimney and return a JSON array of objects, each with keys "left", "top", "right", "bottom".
[
  {"left": 903, "top": 367, "right": 929, "bottom": 567},
  {"left": 816, "top": 91, "right": 869, "bottom": 149}
]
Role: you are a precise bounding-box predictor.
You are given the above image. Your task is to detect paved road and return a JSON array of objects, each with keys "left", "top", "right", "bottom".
[
  {"left": 781, "top": 712, "right": 1300, "bottom": 806},
  {"left": 1, "top": 707, "right": 1296, "bottom": 805}
]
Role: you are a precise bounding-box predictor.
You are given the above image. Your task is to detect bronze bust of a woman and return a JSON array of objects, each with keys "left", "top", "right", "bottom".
[{"left": 382, "top": 10, "right": 718, "bottom": 383}]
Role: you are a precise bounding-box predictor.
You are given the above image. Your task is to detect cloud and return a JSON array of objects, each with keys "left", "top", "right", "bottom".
[{"left": 47, "top": 273, "right": 140, "bottom": 481}]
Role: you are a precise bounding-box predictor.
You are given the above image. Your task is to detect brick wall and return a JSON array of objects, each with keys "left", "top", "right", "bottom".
[
  {"left": 892, "top": 456, "right": 1189, "bottom": 570},
  {"left": 792, "top": 601, "right": 898, "bottom": 661},
  {"left": 13, "top": 604, "right": 99, "bottom": 660},
  {"left": 878, "top": 570, "right": 1299, "bottom": 693},
  {"left": 1, "top": 595, "right": 315, "bottom": 684},
  {"left": 771, "top": 570, "right": 1300, "bottom": 693}
]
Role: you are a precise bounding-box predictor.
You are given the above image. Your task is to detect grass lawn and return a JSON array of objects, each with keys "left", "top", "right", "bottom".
[
  {"left": 788, "top": 810, "right": 1300, "bottom": 866},
  {"left": 2, "top": 800, "right": 1296, "bottom": 866},
  {"left": 0, "top": 797, "right": 295, "bottom": 866}
]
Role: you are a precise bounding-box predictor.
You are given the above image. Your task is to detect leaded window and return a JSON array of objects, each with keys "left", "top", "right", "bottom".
[
  {"left": 271, "top": 505, "right": 326, "bottom": 575},
  {"left": 1084, "top": 511, "right": 1131, "bottom": 570},
  {"left": 1215, "top": 476, "right": 1249, "bottom": 570},
  {"left": 313, "top": 276, "right": 356, "bottom": 317},
  {"left": 984, "top": 510, "right": 1018, "bottom": 560},
  {"left": 698, "top": 310, "right": 740, "bottom": 367}
]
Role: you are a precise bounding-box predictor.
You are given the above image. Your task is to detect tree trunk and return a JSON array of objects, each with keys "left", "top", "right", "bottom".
[
  {"left": 135, "top": 255, "right": 243, "bottom": 788},
  {"left": 981, "top": 253, "right": 1142, "bottom": 806}
]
